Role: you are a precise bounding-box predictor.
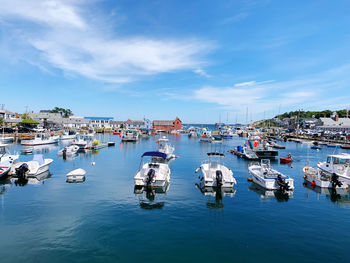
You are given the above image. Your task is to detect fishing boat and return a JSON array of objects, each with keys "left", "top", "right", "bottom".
[
  {"left": 316, "top": 153, "right": 350, "bottom": 186},
  {"left": 303, "top": 166, "right": 346, "bottom": 189},
  {"left": 21, "top": 134, "right": 59, "bottom": 146},
  {"left": 11, "top": 154, "right": 53, "bottom": 178},
  {"left": 121, "top": 129, "right": 139, "bottom": 142},
  {"left": 195, "top": 152, "right": 237, "bottom": 188},
  {"left": 60, "top": 130, "right": 77, "bottom": 140},
  {"left": 134, "top": 152, "right": 170, "bottom": 188},
  {"left": 157, "top": 136, "right": 175, "bottom": 160},
  {"left": 0, "top": 144, "right": 19, "bottom": 180},
  {"left": 66, "top": 168, "right": 86, "bottom": 182},
  {"left": 248, "top": 159, "right": 294, "bottom": 190},
  {"left": 247, "top": 137, "right": 278, "bottom": 158},
  {"left": 58, "top": 145, "right": 80, "bottom": 156}
]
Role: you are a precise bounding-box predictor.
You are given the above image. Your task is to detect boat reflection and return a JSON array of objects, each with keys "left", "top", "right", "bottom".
[
  {"left": 134, "top": 184, "right": 169, "bottom": 210},
  {"left": 13, "top": 171, "right": 52, "bottom": 186},
  {"left": 248, "top": 182, "right": 293, "bottom": 202},
  {"left": 303, "top": 181, "right": 350, "bottom": 206},
  {"left": 31, "top": 144, "right": 59, "bottom": 154},
  {"left": 196, "top": 184, "right": 236, "bottom": 209}
]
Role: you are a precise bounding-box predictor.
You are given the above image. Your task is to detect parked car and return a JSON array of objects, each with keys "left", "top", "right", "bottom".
[
  {"left": 17, "top": 126, "right": 34, "bottom": 133},
  {"left": 1, "top": 127, "right": 15, "bottom": 133}
]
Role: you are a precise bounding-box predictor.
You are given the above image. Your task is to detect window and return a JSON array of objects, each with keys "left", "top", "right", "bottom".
[{"left": 327, "top": 157, "right": 331, "bottom": 163}]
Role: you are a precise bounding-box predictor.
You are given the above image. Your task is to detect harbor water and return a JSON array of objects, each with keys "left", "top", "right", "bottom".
[{"left": 1, "top": 134, "right": 350, "bottom": 263}]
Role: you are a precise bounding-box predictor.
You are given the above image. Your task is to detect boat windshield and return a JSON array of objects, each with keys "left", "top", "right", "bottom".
[{"left": 327, "top": 156, "right": 331, "bottom": 163}]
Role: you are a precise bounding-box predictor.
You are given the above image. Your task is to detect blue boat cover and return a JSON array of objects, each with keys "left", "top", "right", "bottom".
[{"left": 142, "top": 151, "right": 167, "bottom": 159}]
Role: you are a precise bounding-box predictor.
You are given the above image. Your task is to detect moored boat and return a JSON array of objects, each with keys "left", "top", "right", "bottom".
[
  {"left": 134, "top": 152, "right": 170, "bottom": 188},
  {"left": 248, "top": 159, "right": 294, "bottom": 190},
  {"left": 195, "top": 152, "right": 236, "bottom": 188}
]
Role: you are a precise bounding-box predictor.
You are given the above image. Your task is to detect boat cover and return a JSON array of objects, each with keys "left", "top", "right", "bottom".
[
  {"left": 142, "top": 151, "right": 167, "bottom": 159},
  {"left": 32, "top": 154, "right": 45, "bottom": 165}
]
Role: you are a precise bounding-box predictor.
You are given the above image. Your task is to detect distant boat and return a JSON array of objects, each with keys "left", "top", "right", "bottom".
[
  {"left": 58, "top": 145, "right": 80, "bottom": 156},
  {"left": 60, "top": 131, "right": 77, "bottom": 140},
  {"left": 157, "top": 136, "right": 175, "bottom": 160},
  {"left": 21, "top": 134, "right": 58, "bottom": 146},
  {"left": 121, "top": 129, "right": 139, "bottom": 142}
]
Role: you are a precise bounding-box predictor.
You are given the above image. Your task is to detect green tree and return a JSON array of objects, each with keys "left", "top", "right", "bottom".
[
  {"left": 0, "top": 117, "right": 3, "bottom": 127},
  {"left": 51, "top": 107, "right": 73, "bottom": 118}
]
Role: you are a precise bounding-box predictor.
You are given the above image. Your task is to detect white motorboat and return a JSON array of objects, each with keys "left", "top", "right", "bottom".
[
  {"left": 66, "top": 168, "right": 86, "bottom": 182},
  {"left": 195, "top": 152, "right": 236, "bottom": 188},
  {"left": 314, "top": 153, "right": 350, "bottom": 186},
  {"left": 58, "top": 145, "right": 80, "bottom": 156},
  {"left": 242, "top": 146, "right": 259, "bottom": 160},
  {"left": 157, "top": 136, "right": 175, "bottom": 160},
  {"left": 73, "top": 135, "right": 91, "bottom": 149},
  {"left": 0, "top": 128, "right": 14, "bottom": 144},
  {"left": 134, "top": 152, "right": 170, "bottom": 188},
  {"left": 11, "top": 154, "right": 53, "bottom": 178},
  {"left": 248, "top": 159, "right": 294, "bottom": 190},
  {"left": 303, "top": 166, "right": 346, "bottom": 189},
  {"left": 0, "top": 144, "right": 19, "bottom": 179},
  {"left": 122, "top": 129, "right": 139, "bottom": 142},
  {"left": 21, "top": 134, "right": 59, "bottom": 146},
  {"left": 60, "top": 131, "right": 77, "bottom": 140}
]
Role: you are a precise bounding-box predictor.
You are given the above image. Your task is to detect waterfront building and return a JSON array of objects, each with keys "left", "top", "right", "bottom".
[
  {"left": 84, "top": 117, "right": 114, "bottom": 128},
  {"left": 318, "top": 113, "right": 350, "bottom": 132},
  {"left": 152, "top": 117, "right": 182, "bottom": 131},
  {"left": 63, "top": 117, "right": 89, "bottom": 129}
]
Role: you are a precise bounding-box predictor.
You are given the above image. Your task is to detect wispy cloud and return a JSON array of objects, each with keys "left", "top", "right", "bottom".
[
  {"left": 0, "top": 0, "right": 214, "bottom": 83},
  {"left": 193, "top": 68, "right": 211, "bottom": 78},
  {"left": 193, "top": 63, "right": 350, "bottom": 116}
]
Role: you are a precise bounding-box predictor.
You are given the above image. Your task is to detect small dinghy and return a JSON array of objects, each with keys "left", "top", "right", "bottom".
[
  {"left": 58, "top": 145, "right": 80, "bottom": 157},
  {"left": 66, "top": 168, "right": 86, "bottom": 183},
  {"left": 280, "top": 154, "right": 293, "bottom": 164}
]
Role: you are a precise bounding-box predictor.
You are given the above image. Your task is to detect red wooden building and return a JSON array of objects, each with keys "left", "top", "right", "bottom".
[{"left": 152, "top": 117, "right": 182, "bottom": 131}]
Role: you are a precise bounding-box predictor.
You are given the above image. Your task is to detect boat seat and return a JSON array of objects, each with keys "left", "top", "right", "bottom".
[{"left": 32, "top": 154, "right": 45, "bottom": 165}]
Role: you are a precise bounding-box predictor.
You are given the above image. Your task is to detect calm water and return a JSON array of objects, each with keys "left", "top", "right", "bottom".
[{"left": 1, "top": 134, "right": 350, "bottom": 263}]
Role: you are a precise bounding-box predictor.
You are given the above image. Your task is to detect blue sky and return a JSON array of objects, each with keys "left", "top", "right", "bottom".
[{"left": 0, "top": 0, "right": 350, "bottom": 123}]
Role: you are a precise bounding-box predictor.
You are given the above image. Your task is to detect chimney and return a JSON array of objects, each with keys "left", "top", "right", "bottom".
[{"left": 335, "top": 114, "right": 339, "bottom": 122}]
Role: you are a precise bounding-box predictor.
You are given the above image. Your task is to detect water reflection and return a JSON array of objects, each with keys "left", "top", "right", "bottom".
[
  {"left": 13, "top": 171, "right": 52, "bottom": 186},
  {"left": 134, "top": 184, "right": 169, "bottom": 210},
  {"left": 303, "top": 182, "right": 350, "bottom": 206},
  {"left": 31, "top": 144, "right": 59, "bottom": 154},
  {"left": 196, "top": 184, "right": 236, "bottom": 209},
  {"left": 248, "top": 182, "right": 293, "bottom": 202}
]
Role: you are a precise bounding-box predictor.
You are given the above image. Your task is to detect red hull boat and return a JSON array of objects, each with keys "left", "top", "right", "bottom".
[{"left": 280, "top": 157, "right": 292, "bottom": 164}]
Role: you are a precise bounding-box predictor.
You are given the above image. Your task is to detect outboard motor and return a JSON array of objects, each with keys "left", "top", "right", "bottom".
[
  {"left": 216, "top": 170, "right": 223, "bottom": 188},
  {"left": 331, "top": 173, "right": 342, "bottom": 189},
  {"left": 62, "top": 148, "right": 67, "bottom": 160},
  {"left": 146, "top": 169, "right": 155, "bottom": 187},
  {"left": 15, "top": 163, "right": 29, "bottom": 180},
  {"left": 276, "top": 174, "right": 290, "bottom": 191},
  {"left": 15, "top": 163, "right": 29, "bottom": 186}
]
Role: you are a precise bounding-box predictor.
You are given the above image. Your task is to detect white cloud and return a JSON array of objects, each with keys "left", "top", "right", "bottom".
[
  {"left": 193, "top": 68, "right": 211, "bottom": 78},
  {"left": 193, "top": 63, "right": 350, "bottom": 116},
  {"left": 0, "top": 0, "right": 213, "bottom": 83}
]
